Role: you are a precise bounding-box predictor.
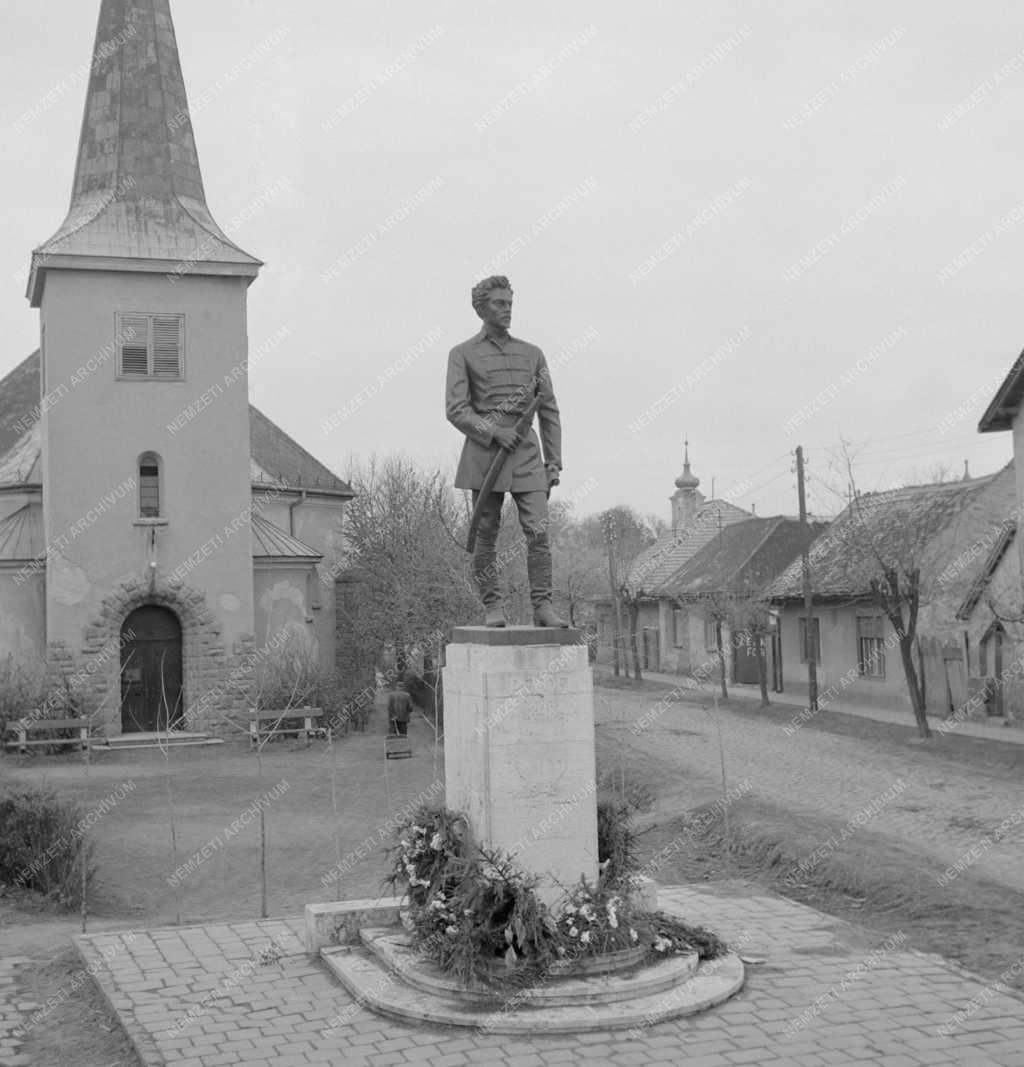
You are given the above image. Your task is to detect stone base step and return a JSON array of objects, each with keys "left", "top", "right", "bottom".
[
  {"left": 321, "top": 942, "right": 745, "bottom": 1034},
  {"left": 359, "top": 927, "right": 698, "bottom": 1008}
]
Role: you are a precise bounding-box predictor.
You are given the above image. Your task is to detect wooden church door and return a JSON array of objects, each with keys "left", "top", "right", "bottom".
[{"left": 120, "top": 607, "right": 183, "bottom": 732}]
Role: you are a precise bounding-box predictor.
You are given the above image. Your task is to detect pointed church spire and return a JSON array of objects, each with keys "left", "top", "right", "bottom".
[{"left": 28, "top": 0, "right": 260, "bottom": 306}]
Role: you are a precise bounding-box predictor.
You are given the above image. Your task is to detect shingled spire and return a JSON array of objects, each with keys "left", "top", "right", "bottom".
[{"left": 28, "top": 0, "right": 260, "bottom": 306}]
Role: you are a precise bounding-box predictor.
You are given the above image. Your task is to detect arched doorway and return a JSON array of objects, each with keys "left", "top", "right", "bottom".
[{"left": 120, "top": 606, "right": 183, "bottom": 733}]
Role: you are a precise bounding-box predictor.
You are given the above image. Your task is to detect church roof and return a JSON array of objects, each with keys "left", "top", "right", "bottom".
[
  {"left": 0, "top": 504, "right": 44, "bottom": 562},
  {"left": 627, "top": 499, "right": 753, "bottom": 592},
  {"left": 251, "top": 514, "right": 323, "bottom": 561},
  {"left": 249, "top": 406, "right": 353, "bottom": 495},
  {"left": 0, "top": 351, "right": 352, "bottom": 496},
  {"left": 28, "top": 0, "right": 260, "bottom": 306}
]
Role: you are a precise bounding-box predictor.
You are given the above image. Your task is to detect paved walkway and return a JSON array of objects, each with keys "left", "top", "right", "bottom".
[
  {"left": 594, "top": 680, "right": 1024, "bottom": 895},
  {"left": 74, "top": 885, "right": 1024, "bottom": 1066},
  {"left": 624, "top": 668, "right": 1024, "bottom": 747},
  {"left": 0, "top": 957, "right": 31, "bottom": 1067}
]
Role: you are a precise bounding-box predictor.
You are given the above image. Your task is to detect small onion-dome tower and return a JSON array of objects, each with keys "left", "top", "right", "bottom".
[{"left": 670, "top": 439, "right": 705, "bottom": 533}]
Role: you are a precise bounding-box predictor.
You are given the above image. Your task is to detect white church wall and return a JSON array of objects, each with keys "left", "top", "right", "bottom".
[
  {"left": 0, "top": 568, "right": 46, "bottom": 661},
  {"left": 39, "top": 269, "right": 257, "bottom": 651},
  {"left": 254, "top": 564, "right": 319, "bottom": 662}
]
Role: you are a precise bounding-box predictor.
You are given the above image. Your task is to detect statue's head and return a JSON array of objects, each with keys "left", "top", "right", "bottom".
[{"left": 472, "top": 275, "right": 513, "bottom": 331}]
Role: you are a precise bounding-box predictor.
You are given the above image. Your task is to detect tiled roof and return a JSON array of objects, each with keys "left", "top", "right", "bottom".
[
  {"left": 0, "top": 352, "right": 352, "bottom": 496},
  {"left": 661, "top": 516, "right": 826, "bottom": 599},
  {"left": 28, "top": 0, "right": 259, "bottom": 304},
  {"left": 251, "top": 514, "right": 322, "bottom": 560},
  {"left": 0, "top": 504, "right": 44, "bottom": 562},
  {"left": 767, "top": 477, "right": 995, "bottom": 602},
  {"left": 0, "top": 424, "right": 42, "bottom": 487},
  {"left": 249, "top": 406, "right": 352, "bottom": 495},
  {"left": 979, "top": 349, "right": 1024, "bottom": 432},
  {"left": 0, "top": 352, "right": 41, "bottom": 460},
  {"left": 627, "top": 500, "right": 753, "bottom": 591}
]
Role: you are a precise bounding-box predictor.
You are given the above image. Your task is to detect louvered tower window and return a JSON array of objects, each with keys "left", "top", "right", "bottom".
[
  {"left": 117, "top": 314, "right": 184, "bottom": 379},
  {"left": 139, "top": 453, "right": 161, "bottom": 518}
]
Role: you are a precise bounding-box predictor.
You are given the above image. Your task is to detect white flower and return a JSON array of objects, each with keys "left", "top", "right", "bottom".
[
  {"left": 608, "top": 913, "right": 619, "bottom": 929},
  {"left": 463, "top": 909, "right": 474, "bottom": 917},
  {"left": 653, "top": 936, "right": 672, "bottom": 953},
  {"left": 568, "top": 926, "right": 579, "bottom": 938},
  {"left": 580, "top": 931, "right": 591, "bottom": 945},
  {"left": 630, "top": 928, "right": 639, "bottom": 943},
  {"left": 445, "top": 925, "right": 458, "bottom": 936},
  {"left": 430, "top": 832, "right": 443, "bottom": 851}
]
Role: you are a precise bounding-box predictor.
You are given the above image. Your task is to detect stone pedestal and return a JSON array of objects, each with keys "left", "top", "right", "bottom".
[{"left": 443, "top": 627, "right": 598, "bottom": 903}]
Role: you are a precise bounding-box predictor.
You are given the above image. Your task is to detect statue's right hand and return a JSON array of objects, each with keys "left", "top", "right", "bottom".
[{"left": 493, "top": 427, "right": 520, "bottom": 450}]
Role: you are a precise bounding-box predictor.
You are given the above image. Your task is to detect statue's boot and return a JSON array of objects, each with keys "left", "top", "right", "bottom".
[
  {"left": 484, "top": 603, "right": 507, "bottom": 628},
  {"left": 528, "top": 537, "right": 568, "bottom": 627},
  {"left": 533, "top": 601, "right": 569, "bottom": 628}
]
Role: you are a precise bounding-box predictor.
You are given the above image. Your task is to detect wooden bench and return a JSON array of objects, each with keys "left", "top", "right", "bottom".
[
  {"left": 249, "top": 706, "right": 328, "bottom": 746},
  {"left": 4, "top": 717, "right": 92, "bottom": 754}
]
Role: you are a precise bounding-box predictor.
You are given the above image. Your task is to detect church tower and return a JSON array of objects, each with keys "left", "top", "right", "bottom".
[
  {"left": 27, "top": 0, "right": 262, "bottom": 733},
  {"left": 670, "top": 439, "right": 705, "bottom": 533}
]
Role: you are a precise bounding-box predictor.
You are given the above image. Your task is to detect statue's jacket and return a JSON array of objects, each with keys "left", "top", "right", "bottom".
[{"left": 445, "top": 328, "right": 562, "bottom": 493}]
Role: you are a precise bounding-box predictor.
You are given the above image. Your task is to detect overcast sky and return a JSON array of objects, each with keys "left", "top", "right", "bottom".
[{"left": 1, "top": 0, "right": 1019, "bottom": 522}]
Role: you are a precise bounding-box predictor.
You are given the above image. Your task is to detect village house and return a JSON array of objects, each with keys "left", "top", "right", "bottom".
[
  {"left": 0, "top": 0, "right": 352, "bottom": 737},
  {"left": 660, "top": 514, "right": 828, "bottom": 687},
  {"left": 767, "top": 463, "right": 1017, "bottom": 719},
  {"left": 594, "top": 445, "right": 752, "bottom": 670}
]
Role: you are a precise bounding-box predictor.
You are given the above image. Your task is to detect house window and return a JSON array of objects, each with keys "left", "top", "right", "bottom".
[
  {"left": 139, "top": 453, "right": 161, "bottom": 517},
  {"left": 856, "top": 616, "right": 886, "bottom": 678},
  {"left": 673, "top": 608, "right": 685, "bottom": 647},
  {"left": 117, "top": 313, "right": 184, "bottom": 379},
  {"left": 704, "top": 617, "right": 719, "bottom": 652},
  {"left": 798, "top": 617, "right": 821, "bottom": 663}
]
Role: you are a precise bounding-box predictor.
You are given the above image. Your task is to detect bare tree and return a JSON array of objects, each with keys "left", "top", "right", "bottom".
[
  {"left": 827, "top": 447, "right": 980, "bottom": 740},
  {"left": 597, "top": 506, "right": 658, "bottom": 680},
  {"left": 340, "top": 456, "right": 480, "bottom": 689}
]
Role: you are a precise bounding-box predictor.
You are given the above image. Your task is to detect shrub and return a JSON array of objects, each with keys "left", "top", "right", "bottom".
[
  {"left": 0, "top": 784, "right": 96, "bottom": 906},
  {"left": 596, "top": 798, "right": 642, "bottom": 888},
  {"left": 250, "top": 636, "right": 368, "bottom": 737},
  {"left": 0, "top": 655, "right": 48, "bottom": 735}
]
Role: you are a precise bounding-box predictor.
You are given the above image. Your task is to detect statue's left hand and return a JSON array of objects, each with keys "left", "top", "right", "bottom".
[{"left": 545, "top": 464, "right": 561, "bottom": 490}]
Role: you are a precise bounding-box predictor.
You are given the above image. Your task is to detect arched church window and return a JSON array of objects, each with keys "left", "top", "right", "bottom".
[{"left": 139, "top": 453, "right": 162, "bottom": 517}]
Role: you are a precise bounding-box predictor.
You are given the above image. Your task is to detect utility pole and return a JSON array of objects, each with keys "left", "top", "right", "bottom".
[{"left": 795, "top": 446, "right": 818, "bottom": 711}]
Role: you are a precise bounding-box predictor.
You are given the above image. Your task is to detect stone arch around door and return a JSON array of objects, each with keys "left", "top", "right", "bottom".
[{"left": 70, "top": 575, "right": 256, "bottom": 736}]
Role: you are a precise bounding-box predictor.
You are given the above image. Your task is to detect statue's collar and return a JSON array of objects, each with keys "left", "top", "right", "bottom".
[{"left": 477, "top": 327, "right": 518, "bottom": 345}]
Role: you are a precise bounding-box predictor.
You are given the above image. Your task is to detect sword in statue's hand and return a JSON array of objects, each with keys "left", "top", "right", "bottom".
[{"left": 465, "top": 380, "right": 542, "bottom": 554}]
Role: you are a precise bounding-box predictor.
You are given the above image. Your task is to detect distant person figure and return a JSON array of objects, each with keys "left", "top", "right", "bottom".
[{"left": 388, "top": 682, "right": 413, "bottom": 736}]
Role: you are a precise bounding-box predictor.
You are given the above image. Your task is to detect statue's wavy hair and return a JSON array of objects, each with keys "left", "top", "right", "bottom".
[{"left": 471, "top": 275, "right": 513, "bottom": 317}]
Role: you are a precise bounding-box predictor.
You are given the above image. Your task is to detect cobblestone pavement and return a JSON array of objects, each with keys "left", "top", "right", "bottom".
[
  {"left": 75, "top": 885, "right": 1024, "bottom": 1066},
  {"left": 0, "top": 956, "right": 31, "bottom": 1067},
  {"left": 594, "top": 687, "right": 1024, "bottom": 893}
]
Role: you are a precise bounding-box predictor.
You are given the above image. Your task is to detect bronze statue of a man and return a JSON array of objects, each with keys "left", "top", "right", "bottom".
[{"left": 446, "top": 276, "right": 568, "bottom": 628}]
